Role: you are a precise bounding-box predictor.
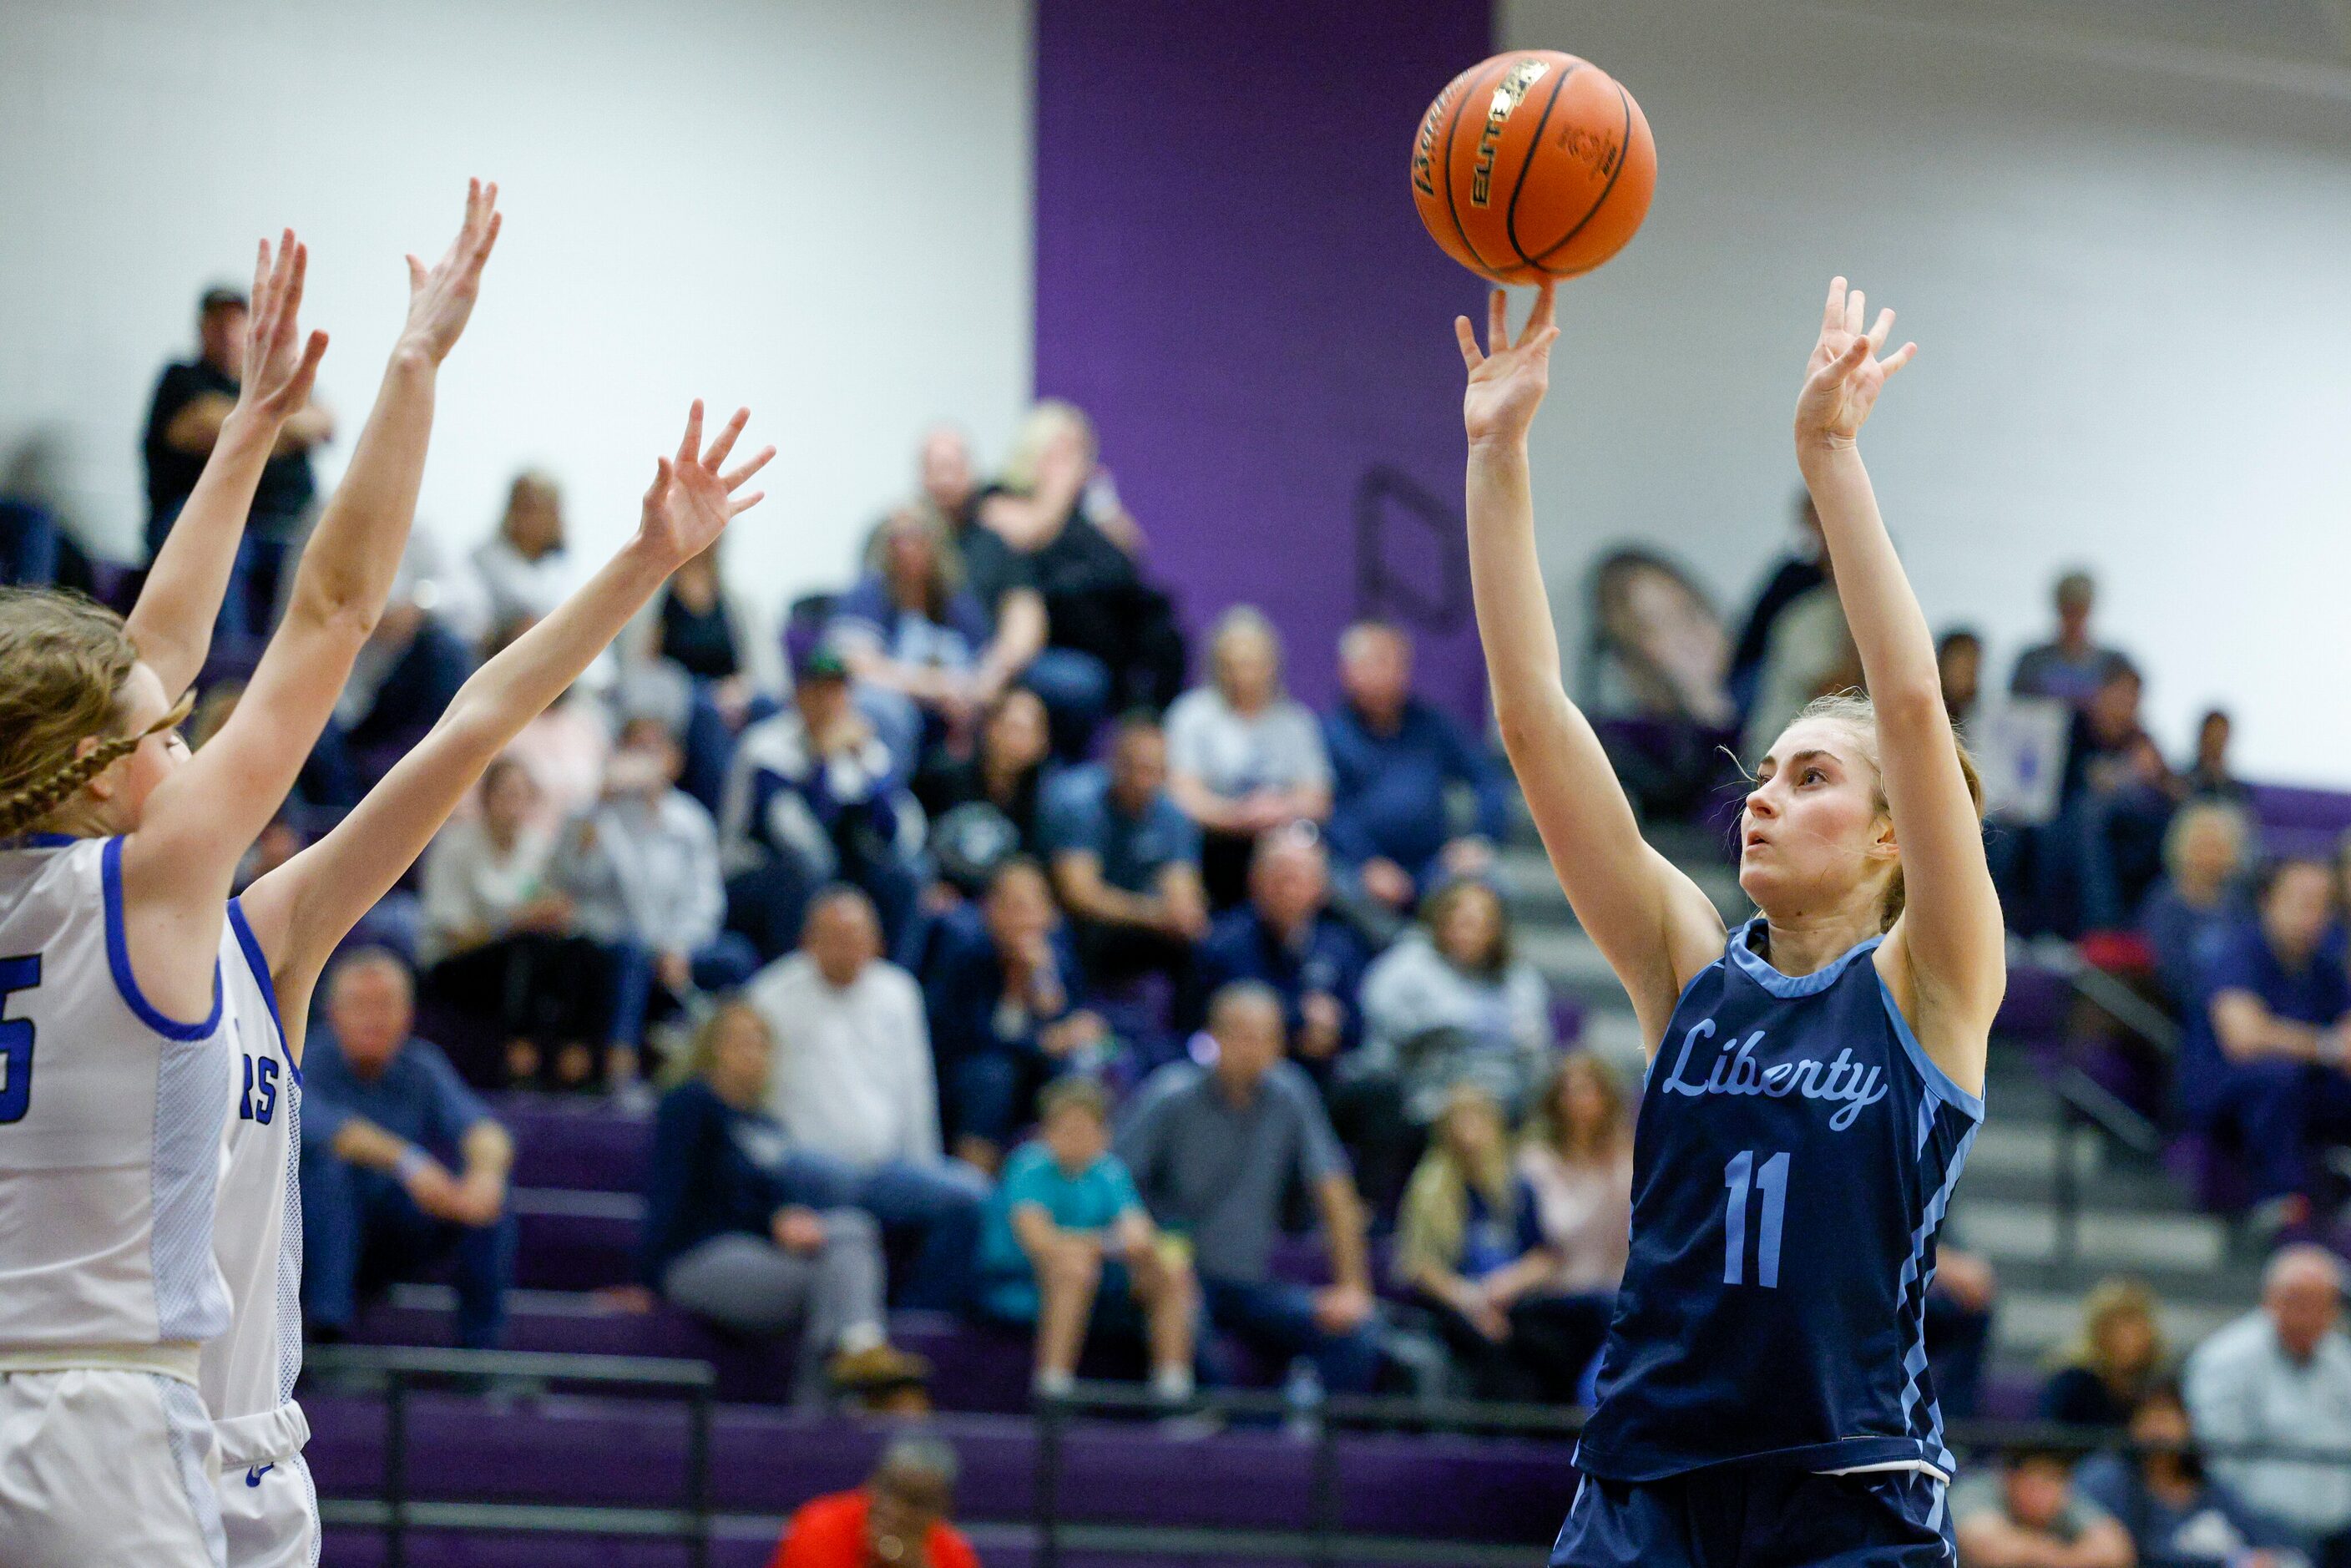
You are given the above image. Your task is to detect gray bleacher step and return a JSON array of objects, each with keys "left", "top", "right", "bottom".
[{"left": 1954, "top": 1195, "right": 2228, "bottom": 1274}]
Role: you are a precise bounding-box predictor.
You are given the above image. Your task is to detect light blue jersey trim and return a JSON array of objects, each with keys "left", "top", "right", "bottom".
[
  {"left": 1724, "top": 914, "right": 1883, "bottom": 999},
  {"left": 1874, "top": 974, "right": 1987, "bottom": 1123},
  {"left": 100, "top": 836, "right": 221, "bottom": 1041},
  {"left": 225, "top": 898, "right": 296, "bottom": 1085}
]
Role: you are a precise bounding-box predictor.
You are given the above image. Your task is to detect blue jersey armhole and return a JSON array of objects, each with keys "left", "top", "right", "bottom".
[
  {"left": 225, "top": 897, "right": 296, "bottom": 1085},
  {"left": 1875, "top": 972, "right": 1986, "bottom": 1122},
  {"left": 99, "top": 836, "right": 222, "bottom": 1042}
]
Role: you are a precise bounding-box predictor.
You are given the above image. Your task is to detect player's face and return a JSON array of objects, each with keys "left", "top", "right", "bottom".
[
  {"left": 1738, "top": 717, "right": 1892, "bottom": 919},
  {"left": 99, "top": 662, "right": 190, "bottom": 832}
]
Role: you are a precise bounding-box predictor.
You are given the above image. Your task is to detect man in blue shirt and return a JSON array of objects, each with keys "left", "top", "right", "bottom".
[
  {"left": 1044, "top": 714, "right": 1209, "bottom": 994},
  {"left": 1321, "top": 622, "right": 1507, "bottom": 918},
  {"left": 2182, "top": 859, "right": 2351, "bottom": 1222},
  {"left": 1196, "top": 828, "right": 1368, "bottom": 1085},
  {"left": 301, "top": 949, "right": 518, "bottom": 1349}
]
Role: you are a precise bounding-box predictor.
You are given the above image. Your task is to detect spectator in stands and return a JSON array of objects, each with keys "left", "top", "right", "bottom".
[
  {"left": 977, "top": 1077, "right": 1198, "bottom": 1403},
  {"left": 498, "top": 640, "right": 613, "bottom": 835},
  {"left": 723, "top": 646, "right": 923, "bottom": 959},
  {"left": 978, "top": 400, "right": 1184, "bottom": 722},
  {"left": 2140, "top": 801, "right": 2253, "bottom": 1016},
  {"left": 2181, "top": 709, "right": 2248, "bottom": 805},
  {"left": 2184, "top": 1246, "right": 2351, "bottom": 1553},
  {"left": 2042, "top": 1277, "right": 2171, "bottom": 1429},
  {"left": 461, "top": 471, "right": 579, "bottom": 650},
  {"left": 1322, "top": 620, "right": 1509, "bottom": 922},
  {"left": 1939, "top": 627, "right": 1984, "bottom": 734},
  {"left": 1952, "top": 1447, "right": 2135, "bottom": 1568},
  {"left": 552, "top": 715, "right": 753, "bottom": 1085},
  {"left": 142, "top": 283, "right": 332, "bottom": 637},
  {"left": 301, "top": 950, "right": 517, "bottom": 1351},
  {"left": 1045, "top": 711, "right": 1210, "bottom": 994},
  {"left": 830, "top": 508, "right": 996, "bottom": 772},
  {"left": 1396, "top": 1085, "right": 1590, "bottom": 1403},
  {"left": 923, "top": 857, "right": 1106, "bottom": 1172},
  {"left": 2182, "top": 859, "right": 2351, "bottom": 1225},
  {"left": 2012, "top": 569, "right": 2126, "bottom": 711},
  {"left": 1517, "top": 1053, "right": 1633, "bottom": 1307},
  {"left": 418, "top": 758, "right": 603, "bottom": 1085},
  {"left": 1727, "top": 490, "right": 1827, "bottom": 716},
  {"left": 1740, "top": 568, "right": 1858, "bottom": 768},
  {"left": 915, "top": 685, "right": 1059, "bottom": 862},
  {"left": 619, "top": 537, "right": 781, "bottom": 808},
  {"left": 746, "top": 887, "right": 986, "bottom": 1312},
  {"left": 638, "top": 1000, "right": 928, "bottom": 1404},
  {"left": 1196, "top": 827, "right": 1368, "bottom": 1087},
  {"left": 2062, "top": 655, "right": 2184, "bottom": 932},
  {"left": 917, "top": 424, "right": 1105, "bottom": 758},
  {"left": 1929, "top": 1242, "right": 2000, "bottom": 1424},
  {"left": 2075, "top": 1380, "right": 2305, "bottom": 1568},
  {"left": 771, "top": 1437, "right": 978, "bottom": 1568},
  {"left": 1356, "top": 878, "right": 1554, "bottom": 1125},
  {"left": 1116, "top": 983, "right": 1380, "bottom": 1393},
  {"left": 1167, "top": 608, "right": 1332, "bottom": 908}
]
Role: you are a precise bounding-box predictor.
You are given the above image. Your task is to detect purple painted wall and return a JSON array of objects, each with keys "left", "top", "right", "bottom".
[{"left": 1033, "top": 0, "right": 1495, "bottom": 722}]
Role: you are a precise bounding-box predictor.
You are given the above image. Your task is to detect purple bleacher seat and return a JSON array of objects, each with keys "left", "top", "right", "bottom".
[
  {"left": 498, "top": 1095, "right": 653, "bottom": 1194},
  {"left": 2245, "top": 782, "right": 2351, "bottom": 863},
  {"left": 305, "top": 1395, "right": 1573, "bottom": 1545}
]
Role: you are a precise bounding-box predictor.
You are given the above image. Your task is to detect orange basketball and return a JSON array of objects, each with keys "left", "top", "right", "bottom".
[{"left": 1409, "top": 49, "right": 1656, "bottom": 286}]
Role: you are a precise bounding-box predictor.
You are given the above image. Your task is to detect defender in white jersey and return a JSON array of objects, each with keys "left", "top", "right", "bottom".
[
  {"left": 204, "top": 900, "right": 319, "bottom": 1566},
  {"left": 0, "top": 834, "right": 247, "bottom": 1567},
  {"left": 0, "top": 187, "right": 503, "bottom": 1567}
]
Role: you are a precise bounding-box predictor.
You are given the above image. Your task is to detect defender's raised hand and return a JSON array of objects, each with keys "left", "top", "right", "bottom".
[
  {"left": 1457, "top": 279, "right": 1560, "bottom": 447},
  {"left": 400, "top": 178, "right": 503, "bottom": 364},
  {"left": 1794, "top": 276, "right": 1917, "bottom": 450},
  {"left": 637, "top": 402, "right": 774, "bottom": 569},
  {"left": 237, "top": 230, "right": 329, "bottom": 423}
]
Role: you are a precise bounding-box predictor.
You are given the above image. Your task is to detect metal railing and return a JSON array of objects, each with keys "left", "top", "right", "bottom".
[{"left": 305, "top": 1344, "right": 717, "bottom": 1568}]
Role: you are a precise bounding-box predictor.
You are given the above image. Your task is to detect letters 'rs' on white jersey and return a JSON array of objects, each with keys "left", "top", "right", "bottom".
[
  {"left": 201, "top": 899, "right": 311, "bottom": 1468},
  {"left": 0, "top": 835, "right": 235, "bottom": 1374}
]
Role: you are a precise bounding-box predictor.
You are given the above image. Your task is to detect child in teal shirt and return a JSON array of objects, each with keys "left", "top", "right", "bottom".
[{"left": 978, "top": 1077, "right": 1197, "bottom": 1401}]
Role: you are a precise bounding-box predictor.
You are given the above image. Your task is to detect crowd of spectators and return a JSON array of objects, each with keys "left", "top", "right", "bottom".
[
  {"left": 10, "top": 285, "right": 2351, "bottom": 1534},
  {"left": 1955, "top": 1248, "right": 2351, "bottom": 1566}
]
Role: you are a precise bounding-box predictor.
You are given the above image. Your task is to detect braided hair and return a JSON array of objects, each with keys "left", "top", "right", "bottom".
[{"left": 0, "top": 589, "right": 188, "bottom": 839}]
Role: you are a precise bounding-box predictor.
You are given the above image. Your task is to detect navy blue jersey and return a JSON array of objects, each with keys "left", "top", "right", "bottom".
[{"left": 1573, "top": 918, "right": 1983, "bottom": 1483}]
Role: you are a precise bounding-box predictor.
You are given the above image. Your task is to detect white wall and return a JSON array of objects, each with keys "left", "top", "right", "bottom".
[
  {"left": 1502, "top": 0, "right": 2351, "bottom": 783},
  {"left": 0, "top": 0, "right": 1032, "bottom": 604}
]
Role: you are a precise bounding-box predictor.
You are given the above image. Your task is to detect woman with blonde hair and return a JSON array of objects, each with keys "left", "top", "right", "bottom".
[
  {"left": 637, "top": 999, "right": 928, "bottom": 1405},
  {"left": 1165, "top": 605, "right": 1333, "bottom": 907},
  {"left": 1396, "top": 1084, "right": 1587, "bottom": 1402},
  {"left": 1463, "top": 276, "right": 2003, "bottom": 1564},
  {"left": 2040, "top": 1277, "right": 2168, "bottom": 1429}
]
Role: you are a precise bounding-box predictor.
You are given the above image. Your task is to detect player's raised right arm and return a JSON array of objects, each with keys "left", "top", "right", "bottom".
[
  {"left": 121, "top": 183, "right": 501, "bottom": 964},
  {"left": 1458, "top": 281, "right": 1723, "bottom": 1047}
]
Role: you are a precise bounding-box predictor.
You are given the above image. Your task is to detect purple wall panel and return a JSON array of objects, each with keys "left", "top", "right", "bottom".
[{"left": 1033, "top": 0, "right": 1494, "bottom": 721}]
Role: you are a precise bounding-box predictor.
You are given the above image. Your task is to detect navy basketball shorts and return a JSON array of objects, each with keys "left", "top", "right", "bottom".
[{"left": 1550, "top": 1464, "right": 1954, "bottom": 1568}]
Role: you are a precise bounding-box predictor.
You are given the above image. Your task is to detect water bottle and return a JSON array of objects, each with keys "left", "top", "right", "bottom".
[{"left": 1282, "top": 1357, "right": 1325, "bottom": 1443}]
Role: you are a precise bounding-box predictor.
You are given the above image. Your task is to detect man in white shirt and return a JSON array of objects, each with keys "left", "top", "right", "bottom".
[
  {"left": 2183, "top": 1244, "right": 2351, "bottom": 1552},
  {"left": 746, "top": 886, "right": 985, "bottom": 1311}
]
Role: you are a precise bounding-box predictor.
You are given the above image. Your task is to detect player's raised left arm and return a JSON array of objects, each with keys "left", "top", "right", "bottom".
[
  {"left": 1794, "top": 278, "right": 2004, "bottom": 1080},
  {"left": 239, "top": 403, "right": 772, "bottom": 1034}
]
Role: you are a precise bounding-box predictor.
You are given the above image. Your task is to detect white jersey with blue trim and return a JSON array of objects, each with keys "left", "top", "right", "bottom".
[
  {"left": 200, "top": 898, "right": 311, "bottom": 1469},
  {"left": 0, "top": 834, "right": 237, "bottom": 1379}
]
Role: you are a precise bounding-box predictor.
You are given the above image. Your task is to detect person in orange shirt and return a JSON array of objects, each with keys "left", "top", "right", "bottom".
[{"left": 772, "top": 1438, "right": 980, "bottom": 1568}]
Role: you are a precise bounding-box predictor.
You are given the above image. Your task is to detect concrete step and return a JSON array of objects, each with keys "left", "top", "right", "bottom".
[
  {"left": 1954, "top": 1195, "right": 2228, "bottom": 1276},
  {"left": 1994, "top": 1287, "right": 2243, "bottom": 1363}
]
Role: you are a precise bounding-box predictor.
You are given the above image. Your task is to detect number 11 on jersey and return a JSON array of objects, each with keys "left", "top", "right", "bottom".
[{"left": 1723, "top": 1151, "right": 1788, "bottom": 1287}]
